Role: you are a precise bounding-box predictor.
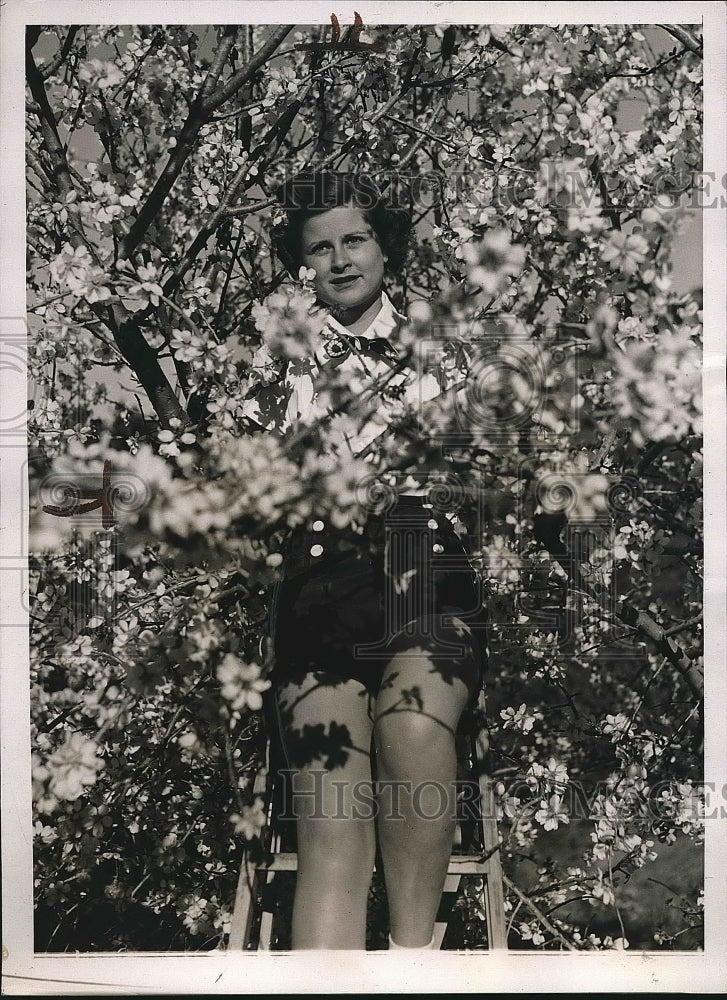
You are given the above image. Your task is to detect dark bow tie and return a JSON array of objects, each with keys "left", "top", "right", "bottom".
[{"left": 322, "top": 333, "right": 398, "bottom": 365}]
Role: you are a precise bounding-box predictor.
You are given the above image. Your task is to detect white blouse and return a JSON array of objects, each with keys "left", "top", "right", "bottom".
[{"left": 242, "top": 290, "right": 460, "bottom": 460}]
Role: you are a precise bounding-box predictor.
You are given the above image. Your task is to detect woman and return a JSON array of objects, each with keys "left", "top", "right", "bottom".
[{"left": 258, "top": 171, "right": 486, "bottom": 950}]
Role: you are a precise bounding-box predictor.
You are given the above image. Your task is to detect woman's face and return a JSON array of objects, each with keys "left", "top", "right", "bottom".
[{"left": 300, "top": 205, "right": 386, "bottom": 312}]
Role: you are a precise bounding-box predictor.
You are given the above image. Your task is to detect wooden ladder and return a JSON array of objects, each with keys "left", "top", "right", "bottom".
[{"left": 228, "top": 689, "right": 508, "bottom": 951}]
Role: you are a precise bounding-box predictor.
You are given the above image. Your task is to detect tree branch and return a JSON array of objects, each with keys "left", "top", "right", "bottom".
[
  {"left": 199, "top": 25, "right": 240, "bottom": 101},
  {"left": 657, "top": 24, "right": 703, "bottom": 56},
  {"left": 27, "top": 38, "right": 187, "bottom": 427},
  {"left": 383, "top": 112, "right": 458, "bottom": 152},
  {"left": 26, "top": 43, "right": 91, "bottom": 252},
  {"left": 119, "top": 24, "right": 292, "bottom": 261},
  {"left": 103, "top": 308, "right": 188, "bottom": 427},
  {"left": 222, "top": 195, "right": 278, "bottom": 219},
  {"left": 40, "top": 25, "right": 80, "bottom": 80},
  {"left": 159, "top": 150, "right": 257, "bottom": 302},
  {"left": 200, "top": 24, "right": 293, "bottom": 116},
  {"left": 158, "top": 79, "right": 307, "bottom": 302},
  {"left": 223, "top": 84, "right": 405, "bottom": 220},
  {"left": 26, "top": 145, "right": 54, "bottom": 189},
  {"left": 589, "top": 425, "right": 619, "bottom": 470},
  {"left": 108, "top": 30, "right": 166, "bottom": 102},
  {"left": 609, "top": 48, "right": 687, "bottom": 78},
  {"left": 396, "top": 97, "right": 447, "bottom": 171}
]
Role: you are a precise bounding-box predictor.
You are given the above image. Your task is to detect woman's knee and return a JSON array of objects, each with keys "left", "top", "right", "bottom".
[{"left": 373, "top": 710, "right": 456, "bottom": 781}]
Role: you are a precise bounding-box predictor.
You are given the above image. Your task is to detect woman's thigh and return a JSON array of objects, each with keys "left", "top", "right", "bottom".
[
  {"left": 274, "top": 671, "right": 375, "bottom": 823},
  {"left": 376, "top": 617, "right": 480, "bottom": 719}
]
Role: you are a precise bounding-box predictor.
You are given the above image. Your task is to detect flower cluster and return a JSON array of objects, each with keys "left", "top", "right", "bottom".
[
  {"left": 461, "top": 229, "right": 528, "bottom": 298},
  {"left": 49, "top": 244, "right": 112, "bottom": 303},
  {"left": 33, "top": 731, "right": 104, "bottom": 810},
  {"left": 251, "top": 285, "right": 327, "bottom": 360},
  {"left": 610, "top": 328, "right": 702, "bottom": 446},
  {"left": 217, "top": 654, "right": 270, "bottom": 713}
]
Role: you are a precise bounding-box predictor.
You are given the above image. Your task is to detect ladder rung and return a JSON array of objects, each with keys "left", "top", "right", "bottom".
[{"left": 248, "top": 852, "right": 501, "bottom": 874}]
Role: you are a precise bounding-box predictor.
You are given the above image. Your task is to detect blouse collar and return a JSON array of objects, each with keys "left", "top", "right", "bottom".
[{"left": 324, "top": 290, "right": 406, "bottom": 341}]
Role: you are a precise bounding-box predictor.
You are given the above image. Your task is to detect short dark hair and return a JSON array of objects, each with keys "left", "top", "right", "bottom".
[{"left": 272, "top": 170, "right": 412, "bottom": 277}]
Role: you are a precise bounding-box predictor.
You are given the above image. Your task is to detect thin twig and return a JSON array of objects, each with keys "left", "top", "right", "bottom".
[
  {"left": 382, "top": 113, "right": 458, "bottom": 152},
  {"left": 502, "top": 874, "right": 579, "bottom": 951},
  {"left": 109, "top": 30, "right": 166, "bottom": 101}
]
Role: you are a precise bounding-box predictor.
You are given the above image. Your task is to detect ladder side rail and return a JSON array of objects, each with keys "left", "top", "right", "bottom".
[
  {"left": 474, "top": 712, "right": 508, "bottom": 950},
  {"left": 228, "top": 741, "right": 275, "bottom": 949}
]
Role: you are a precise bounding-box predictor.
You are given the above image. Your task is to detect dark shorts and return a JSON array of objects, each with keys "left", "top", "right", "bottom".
[{"left": 269, "top": 496, "right": 488, "bottom": 697}]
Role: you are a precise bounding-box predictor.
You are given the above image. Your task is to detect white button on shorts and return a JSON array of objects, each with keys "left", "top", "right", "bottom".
[
  {"left": 310, "top": 544, "right": 324, "bottom": 557},
  {"left": 312, "top": 520, "right": 325, "bottom": 532}
]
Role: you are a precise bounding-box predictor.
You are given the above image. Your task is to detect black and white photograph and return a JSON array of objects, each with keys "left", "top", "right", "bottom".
[{"left": 1, "top": 0, "right": 725, "bottom": 993}]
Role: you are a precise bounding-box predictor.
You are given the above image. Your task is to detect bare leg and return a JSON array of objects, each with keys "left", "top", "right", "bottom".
[
  {"left": 373, "top": 622, "right": 479, "bottom": 948},
  {"left": 275, "top": 672, "right": 375, "bottom": 949}
]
